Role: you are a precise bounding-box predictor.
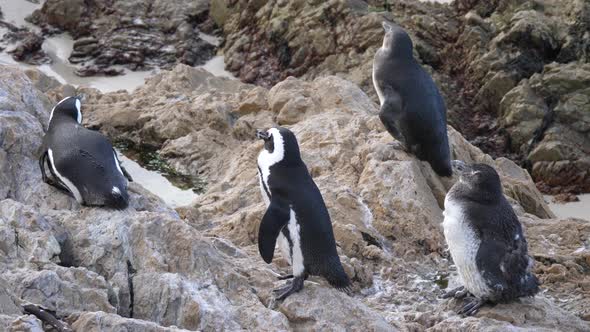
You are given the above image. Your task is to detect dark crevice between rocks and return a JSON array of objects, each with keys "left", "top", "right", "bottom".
[
  {"left": 55, "top": 232, "right": 77, "bottom": 268},
  {"left": 361, "top": 231, "right": 382, "bottom": 249},
  {"left": 523, "top": 97, "right": 557, "bottom": 170},
  {"left": 13, "top": 227, "right": 20, "bottom": 256},
  {"left": 127, "top": 260, "right": 136, "bottom": 318}
]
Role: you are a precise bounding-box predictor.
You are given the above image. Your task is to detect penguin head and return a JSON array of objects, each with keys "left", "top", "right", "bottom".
[
  {"left": 256, "top": 127, "right": 302, "bottom": 168},
  {"left": 49, "top": 96, "right": 83, "bottom": 127},
  {"left": 381, "top": 21, "right": 414, "bottom": 59},
  {"left": 452, "top": 160, "right": 503, "bottom": 197}
]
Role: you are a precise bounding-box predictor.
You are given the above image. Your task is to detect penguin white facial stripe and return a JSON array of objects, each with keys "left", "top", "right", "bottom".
[
  {"left": 75, "top": 99, "right": 82, "bottom": 124},
  {"left": 443, "top": 197, "right": 491, "bottom": 297},
  {"left": 48, "top": 96, "right": 73, "bottom": 126},
  {"left": 47, "top": 149, "right": 84, "bottom": 203},
  {"left": 288, "top": 208, "right": 304, "bottom": 276},
  {"left": 257, "top": 128, "right": 285, "bottom": 196}
]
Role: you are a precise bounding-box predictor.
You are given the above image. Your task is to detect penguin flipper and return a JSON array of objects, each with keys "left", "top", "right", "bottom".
[
  {"left": 379, "top": 91, "right": 406, "bottom": 146},
  {"left": 476, "top": 232, "right": 537, "bottom": 301},
  {"left": 39, "top": 151, "right": 72, "bottom": 194},
  {"left": 258, "top": 197, "right": 290, "bottom": 264}
]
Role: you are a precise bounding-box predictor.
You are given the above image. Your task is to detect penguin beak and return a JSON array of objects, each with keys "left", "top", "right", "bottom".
[
  {"left": 451, "top": 160, "right": 470, "bottom": 175},
  {"left": 256, "top": 129, "right": 270, "bottom": 140}
]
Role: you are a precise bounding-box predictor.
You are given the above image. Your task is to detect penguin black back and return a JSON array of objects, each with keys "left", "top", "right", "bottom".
[
  {"left": 373, "top": 21, "right": 452, "bottom": 176},
  {"left": 39, "top": 96, "right": 132, "bottom": 209}
]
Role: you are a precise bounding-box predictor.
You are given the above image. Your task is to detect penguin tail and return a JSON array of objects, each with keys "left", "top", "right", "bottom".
[
  {"left": 323, "top": 260, "right": 352, "bottom": 292},
  {"left": 429, "top": 158, "right": 452, "bottom": 177},
  {"left": 107, "top": 186, "right": 129, "bottom": 210},
  {"left": 520, "top": 273, "right": 540, "bottom": 297}
]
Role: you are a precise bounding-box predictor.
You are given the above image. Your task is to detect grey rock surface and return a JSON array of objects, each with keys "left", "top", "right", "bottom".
[{"left": 1, "top": 64, "right": 588, "bottom": 330}]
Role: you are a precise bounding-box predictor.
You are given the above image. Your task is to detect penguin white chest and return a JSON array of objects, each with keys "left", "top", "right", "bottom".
[
  {"left": 372, "top": 58, "right": 385, "bottom": 107},
  {"left": 443, "top": 198, "right": 491, "bottom": 298},
  {"left": 286, "top": 209, "right": 304, "bottom": 276}
]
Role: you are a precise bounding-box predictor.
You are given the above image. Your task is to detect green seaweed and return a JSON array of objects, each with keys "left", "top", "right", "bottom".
[
  {"left": 433, "top": 272, "right": 449, "bottom": 289},
  {"left": 114, "top": 139, "right": 206, "bottom": 194},
  {"left": 368, "top": 1, "right": 392, "bottom": 12}
]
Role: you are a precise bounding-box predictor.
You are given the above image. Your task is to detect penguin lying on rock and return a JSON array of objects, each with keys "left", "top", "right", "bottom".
[
  {"left": 39, "top": 96, "right": 133, "bottom": 209},
  {"left": 442, "top": 160, "right": 539, "bottom": 316},
  {"left": 256, "top": 127, "right": 351, "bottom": 300}
]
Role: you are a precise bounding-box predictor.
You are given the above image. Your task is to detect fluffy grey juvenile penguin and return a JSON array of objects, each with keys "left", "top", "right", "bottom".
[
  {"left": 373, "top": 21, "right": 452, "bottom": 176},
  {"left": 256, "top": 127, "right": 351, "bottom": 300},
  {"left": 39, "top": 96, "right": 133, "bottom": 209},
  {"left": 442, "top": 161, "right": 539, "bottom": 316}
]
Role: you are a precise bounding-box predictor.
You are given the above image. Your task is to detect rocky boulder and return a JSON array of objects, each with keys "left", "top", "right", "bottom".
[
  {"left": 0, "top": 64, "right": 399, "bottom": 331},
  {"left": 0, "top": 16, "right": 51, "bottom": 66},
  {"left": 58, "top": 64, "right": 589, "bottom": 329},
  {"left": 211, "top": 0, "right": 590, "bottom": 195},
  {"left": 500, "top": 62, "right": 590, "bottom": 194},
  {"left": 28, "top": 0, "right": 216, "bottom": 75}
]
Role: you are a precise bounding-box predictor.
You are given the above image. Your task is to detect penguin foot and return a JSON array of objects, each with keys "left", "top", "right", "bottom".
[
  {"left": 388, "top": 141, "right": 407, "bottom": 151},
  {"left": 442, "top": 286, "right": 468, "bottom": 299},
  {"left": 277, "top": 274, "right": 294, "bottom": 280},
  {"left": 338, "top": 285, "right": 353, "bottom": 295},
  {"left": 273, "top": 276, "right": 304, "bottom": 301},
  {"left": 457, "top": 297, "right": 485, "bottom": 316}
]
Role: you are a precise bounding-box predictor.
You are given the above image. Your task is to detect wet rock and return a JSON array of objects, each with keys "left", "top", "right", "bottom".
[
  {"left": 8, "top": 32, "right": 51, "bottom": 65},
  {"left": 28, "top": 0, "right": 217, "bottom": 75},
  {"left": 551, "top": 193, "right": 580, "bottom": 203},
  {"left": 74, "top": 65, "right": 124, "bottom": 77}
]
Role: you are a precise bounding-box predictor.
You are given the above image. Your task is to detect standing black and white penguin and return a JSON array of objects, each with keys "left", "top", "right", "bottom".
[
  {"left": 373, "top": 21, "right": 452, "bottom": 177},
  {"left": 256, "top": 127, "right": 351, "bottom": 300},
  {"left": 442, "top": 161, "right": 539, "bottom": 315},
  {"left": 39, "top": 96, "right": 133, "bottom": 209}
]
